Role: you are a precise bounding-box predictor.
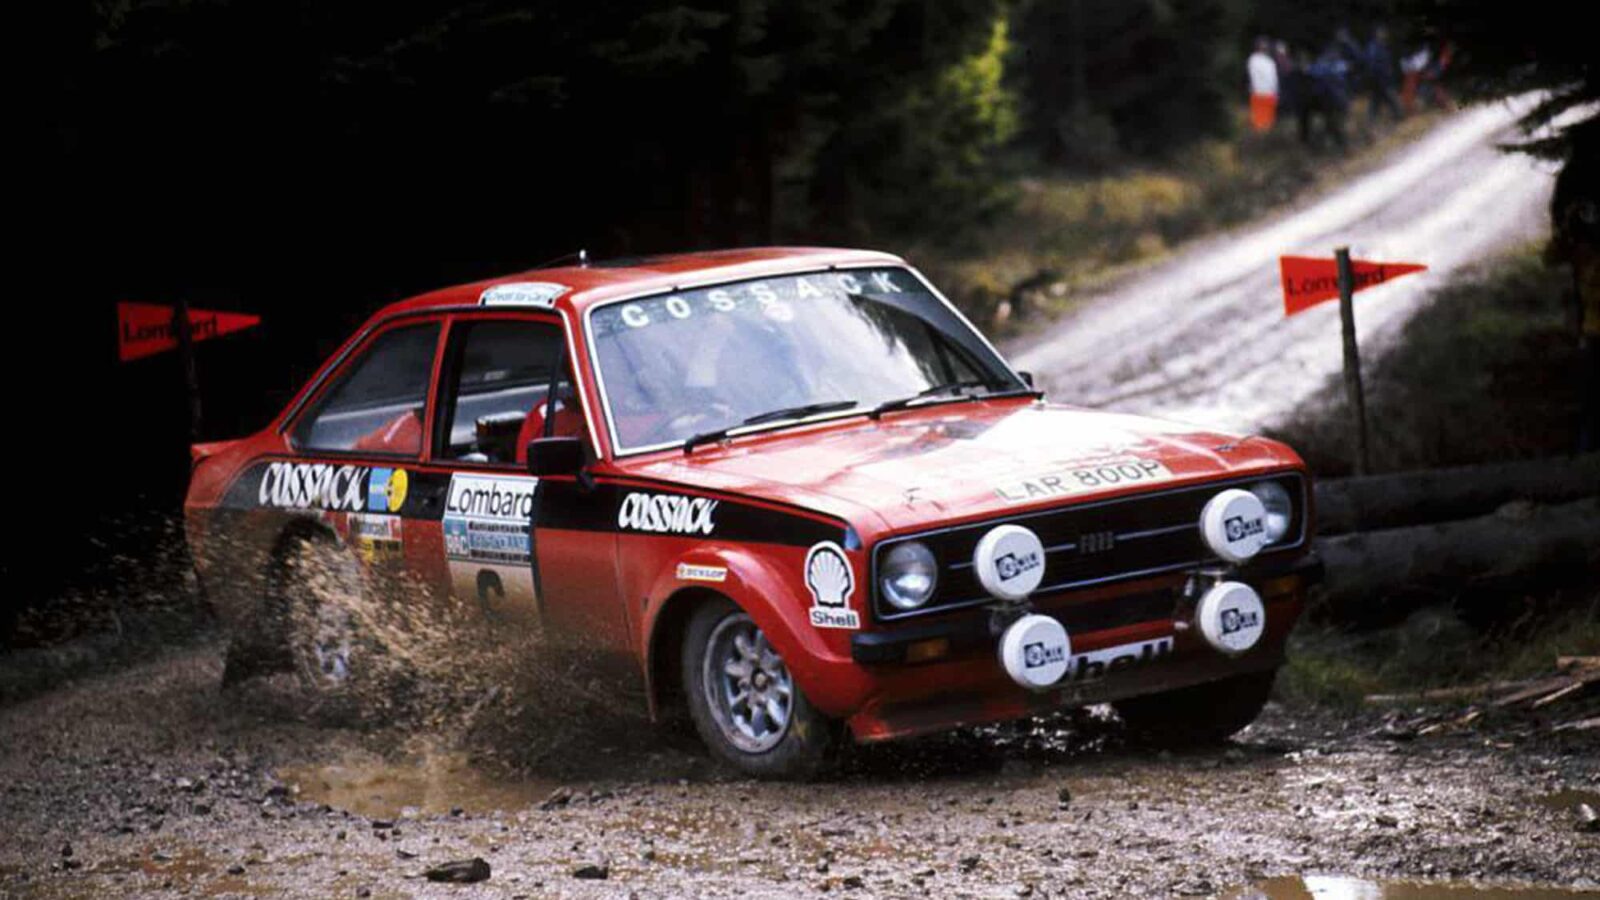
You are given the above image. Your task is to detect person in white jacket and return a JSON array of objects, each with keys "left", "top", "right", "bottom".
[{"left": 1247, "top": 37, "right": 1280, "bottom": 133}]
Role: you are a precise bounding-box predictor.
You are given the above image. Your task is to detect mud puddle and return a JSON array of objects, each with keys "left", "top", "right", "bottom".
[
  {"left": 1538, "top": 789, "right": 1600, "bottom": 815},
  {"left": 279, "top": 750, "right": 566, "bottom": 819},
  {"left": 1231, "top": 876, "right": 1600, "bottom": 899}
]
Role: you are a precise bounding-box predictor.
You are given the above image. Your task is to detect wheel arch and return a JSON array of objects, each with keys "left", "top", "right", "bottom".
[
  {"left": 267, "top": 517, "right": 340, "bottom": 576},
  {"left": 644, "top": 586, "right": 728, "bottom": 721},
  {"left": 639, "top": 549, "right": 844, "bottom": 722},
  {"left": 255, "top": 516, "right": 345, "bottom": 625}
]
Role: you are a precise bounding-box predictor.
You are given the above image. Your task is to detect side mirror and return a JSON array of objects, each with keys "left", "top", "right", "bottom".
[
  {"left": 1018, "top": 371, "right": 1035, "bottom": 388},
  {"left": 525, "top": 436, "right": 585, "bottom": 478}
]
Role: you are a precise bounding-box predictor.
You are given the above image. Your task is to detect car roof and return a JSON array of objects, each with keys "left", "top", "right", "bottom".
[{"left": 378, "top": 246, "right": 908, "bottom": 319}]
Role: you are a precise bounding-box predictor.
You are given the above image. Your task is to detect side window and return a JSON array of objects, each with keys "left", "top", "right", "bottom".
[
  {"left": 294, "top": 322, "right": 440, "bottom": 455},
  {"left": 441, "top": 319, "right": 579, "bottom": 464}
]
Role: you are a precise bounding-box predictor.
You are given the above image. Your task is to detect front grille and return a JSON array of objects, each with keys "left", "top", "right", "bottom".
[{"left": 871, "top": 472, "right": 1306, "bottom": 621}]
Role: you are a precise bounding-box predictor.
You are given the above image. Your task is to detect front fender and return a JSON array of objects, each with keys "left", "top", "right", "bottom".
[{"left": 640, "top": 543, "right": 869, "bottom": 719}]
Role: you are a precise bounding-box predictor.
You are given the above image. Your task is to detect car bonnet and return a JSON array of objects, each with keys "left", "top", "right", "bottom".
[{"left": 612, "top": 401, "right": 1302, "bottom": 536}]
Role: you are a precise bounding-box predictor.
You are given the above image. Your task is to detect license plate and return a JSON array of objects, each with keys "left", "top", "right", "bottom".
[{"left": 994, "top": 458, "right": 1175, "bottom": 504}]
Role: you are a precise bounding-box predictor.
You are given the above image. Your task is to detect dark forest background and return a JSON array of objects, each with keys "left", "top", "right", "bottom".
[{"left": 8, "top": 0, "right": 1592, "bottom": 633}]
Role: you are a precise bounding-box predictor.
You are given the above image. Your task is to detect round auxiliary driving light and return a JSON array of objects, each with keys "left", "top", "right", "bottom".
[
  {"left": 1199, "top": 488, "right": 1270, "bottom": 564},
  {"left": 973, "top": 524, "right": 1046, "bottom": 601},
  {"left": 880, "top": 541, "right": 938, "bottom": 611},
  {"left": 998, "top": 613, "right": 1072, "bottom": 690},
  {"left": 1195, "top": 581, "right": 1266, "bottom": 656}
]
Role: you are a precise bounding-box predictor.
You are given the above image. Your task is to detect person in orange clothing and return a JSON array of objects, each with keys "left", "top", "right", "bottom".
[{"left": 1247, "top": 37, "right": 1280, "bottom": 133}]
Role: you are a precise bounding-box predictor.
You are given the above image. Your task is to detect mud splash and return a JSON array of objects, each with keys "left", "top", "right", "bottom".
[
  {"left": 241, "top": 537, "right": 678, "bottom": 780},
  {"left": 1230, "top": 876, "right": 1600, "bottom": 899}
]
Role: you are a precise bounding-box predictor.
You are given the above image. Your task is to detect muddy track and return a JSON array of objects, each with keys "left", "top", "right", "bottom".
[
  {"left": 1, "top": 642, "right": 1596, "bottom": 898},
  {"left": 1009, "top": 99, "right": 1555, "bottom": 435}
]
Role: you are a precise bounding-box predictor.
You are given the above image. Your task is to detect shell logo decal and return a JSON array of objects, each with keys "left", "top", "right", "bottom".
[{"left": 804, "top": 542, "right": 859, "bottom": 630}]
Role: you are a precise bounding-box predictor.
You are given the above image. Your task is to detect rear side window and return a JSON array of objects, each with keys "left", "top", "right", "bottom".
[{"left": 294, "top": 322, "right": 440, "bottom": 455}]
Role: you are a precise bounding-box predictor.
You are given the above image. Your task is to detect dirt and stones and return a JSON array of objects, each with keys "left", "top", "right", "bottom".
[{"left": 1, "top": 640, "right": 1596, "bottom": 898}]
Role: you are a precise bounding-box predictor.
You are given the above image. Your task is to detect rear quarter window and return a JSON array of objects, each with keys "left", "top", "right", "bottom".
[{"left": 293, "top": 322, "right": 440, "bottom": 455}]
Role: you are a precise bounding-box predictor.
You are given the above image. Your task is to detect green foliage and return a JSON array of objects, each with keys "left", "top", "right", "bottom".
[
  {"left": 74, "top": 0, "right": 1017, "bottom": 256},
  {"left": 804, "top": 11, "right": 1020, "bottom": 242},
  {"left": 1013, "top": 0, "right": 1250, "bottom": 164}
]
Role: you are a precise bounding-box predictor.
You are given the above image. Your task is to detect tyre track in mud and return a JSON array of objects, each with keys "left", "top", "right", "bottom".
[{"left": 1010, "top": 99, "right": 1556, "bottom": 435}]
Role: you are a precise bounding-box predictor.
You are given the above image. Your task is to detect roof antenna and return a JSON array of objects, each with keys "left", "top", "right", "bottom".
[{"left": 529, "top": 248, "right": 592, "bottom": 270}]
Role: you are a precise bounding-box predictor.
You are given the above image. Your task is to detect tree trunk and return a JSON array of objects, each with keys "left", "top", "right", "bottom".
[
  {"left": 1315, "top": 454, "right": 1600, "bottom": 534},
  {"left": 1312, "top": 497, "right": 1600, "bottom": 623}
]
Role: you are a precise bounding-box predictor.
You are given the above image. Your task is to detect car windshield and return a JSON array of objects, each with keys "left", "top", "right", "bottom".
[{"left": 587, "top": 267, "right": 1022, "bottom": 452}]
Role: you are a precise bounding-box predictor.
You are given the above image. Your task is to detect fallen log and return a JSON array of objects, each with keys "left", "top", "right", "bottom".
[
  {"left": 1492, "top": 674, "right": 1597, "bottom": 708},
  {"left": 1530, "top": 681, "right": 1590, "bottom": 709},
  {"left": 1365, "top": 679, "right": 1535, "bottom": 705},
  {"left": 1312, "top": 497, "right": 1600, "bottom": 622},
  {"left": 1314, "top": 453, "right": 1600, "bottom": 534}
]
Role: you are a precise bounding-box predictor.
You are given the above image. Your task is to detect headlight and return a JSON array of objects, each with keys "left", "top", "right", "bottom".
[
  {"left": 880, "top": 542, "right": 938, "bottom": 610},
  {"left": 1248, "top": 480, "right": 1293, "bottom": 543}
]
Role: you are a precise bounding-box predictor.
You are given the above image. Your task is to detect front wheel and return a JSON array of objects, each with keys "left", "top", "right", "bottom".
[
  {"left": 1113, "top": 669, "right": 1276, "bottom": 747},
  {"left": 682, "top": 600, "right": 836, "bottom": 779}
]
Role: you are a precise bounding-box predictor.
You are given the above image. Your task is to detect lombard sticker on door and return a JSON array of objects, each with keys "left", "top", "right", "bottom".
[{"left": 443, "top": 474, "right": 539, "bottom": 621}]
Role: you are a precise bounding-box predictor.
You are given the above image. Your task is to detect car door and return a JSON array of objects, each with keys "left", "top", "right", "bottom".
[
  {"left": 283, "top": 315, "right": 444, "bottom": 579},
  {"left": 431, "top": 312, "right": 627, "bottom": 644}
]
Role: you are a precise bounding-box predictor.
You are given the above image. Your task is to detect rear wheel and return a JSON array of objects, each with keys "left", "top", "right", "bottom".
[
  {"left": 682, "top": 599, "right": 835, "bottom": 779},
  {"left": 276, "top": 535, "right": 392, "bottom": 720},
  {"left": 1113, "top": 669, "right": 1276, "bottom": 747}
]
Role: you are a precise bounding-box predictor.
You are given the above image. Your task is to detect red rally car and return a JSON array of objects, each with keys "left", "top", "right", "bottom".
[{"left": 185, "top": 247, "right": 1320, "bottom": 778}]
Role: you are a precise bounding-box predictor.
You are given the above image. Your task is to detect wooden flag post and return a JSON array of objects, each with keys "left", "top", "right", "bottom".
[
  {"left": 118, "top": 300, "right": 260, "bottom": 443},
  {"left": 1279, "top": 250, "right": 1426, "bottom": 475},
  {"left": 1334, "top": 247, "right": 1371, "bottom": 475},
  {"left": 171, "top": 298, "right": 204, "bottom": 443}
]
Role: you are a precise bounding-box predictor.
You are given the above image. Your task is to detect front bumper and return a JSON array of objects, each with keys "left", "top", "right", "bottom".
[
  {"left": 850, "top": 550, "right": 1322, "bottom": 665},
  {"left": 838, "top": 551, "right": 1320, "bottom": 742}
]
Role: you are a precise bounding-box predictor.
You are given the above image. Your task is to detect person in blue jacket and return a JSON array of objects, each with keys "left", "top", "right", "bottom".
[{"left": 1364, "top": 26, "right": 1403, "bottom": 124}]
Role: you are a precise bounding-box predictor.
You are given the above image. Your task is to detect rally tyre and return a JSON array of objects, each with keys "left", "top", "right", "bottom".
[
  {"left": 274, "top": 534, "right": 389, "bottom": 721},
  {"left": 1113, "top": 669, "right": 1276, "bottom": 748},
  {"left": 682, "top": 599, "right": 836, "bottom": 779}
]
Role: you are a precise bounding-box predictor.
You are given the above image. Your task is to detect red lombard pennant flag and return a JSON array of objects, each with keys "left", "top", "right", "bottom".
[
  {"left": 117, "top": 302, "right": 261, "bottom": 362},
  {"left": 1280, "top": 256, "right": 1427, "bottom": 317}
]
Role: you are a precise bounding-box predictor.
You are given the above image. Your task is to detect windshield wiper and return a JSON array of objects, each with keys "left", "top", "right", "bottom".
[
  {"left": 869, "top": 379, "right": 996, "bottom": 419},
  {"left": 683, "top": 400, "right": 860, "bottom": 454},
  {"left": 869, "top": 380, "right": 1042, "bottom": 420}
]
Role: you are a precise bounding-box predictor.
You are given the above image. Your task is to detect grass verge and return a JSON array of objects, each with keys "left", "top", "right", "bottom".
[{"left": 1278, "top": 592, "right": 1600, "bottom": 708}]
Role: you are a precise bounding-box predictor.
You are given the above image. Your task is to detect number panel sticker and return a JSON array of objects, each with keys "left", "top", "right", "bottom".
[{"left": 993, "top": 457, "right": 1176, "bottom": 505}]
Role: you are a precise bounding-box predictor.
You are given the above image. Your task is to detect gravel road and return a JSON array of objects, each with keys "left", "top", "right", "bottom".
[
  {"left": 1, "top": 641, "right": 1596, "bottom": 898},
  {"left": 1009, "top": 99, "right": 1557, "bottom": 434}
]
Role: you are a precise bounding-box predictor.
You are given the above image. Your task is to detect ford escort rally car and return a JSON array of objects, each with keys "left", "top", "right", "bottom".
[{"left": 185, "top": 247, "right": 1320, "bottom": 778}]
